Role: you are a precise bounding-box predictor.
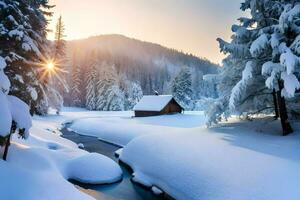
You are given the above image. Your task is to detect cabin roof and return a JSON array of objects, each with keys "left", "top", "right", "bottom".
[{"left": 133, "top": 95, "right": 175, "bottom": 111}]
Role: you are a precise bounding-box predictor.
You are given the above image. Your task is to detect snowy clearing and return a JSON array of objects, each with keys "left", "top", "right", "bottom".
[
  {"left": 2, "top": 107, "right": 300, "bottom": 200},
  {"left": 120, "top": 118, "right": 300, "bottom": 200},
  {"left": 66, "top": 108, "right": 300, "bottom": 200},
  {"left": 69, "top": 111, "right": 205, "bottom": 146}
]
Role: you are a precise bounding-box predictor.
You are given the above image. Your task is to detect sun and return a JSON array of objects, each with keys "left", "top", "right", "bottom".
[{"left": 46, "top": 62, "right": 55, "bottom": 71}]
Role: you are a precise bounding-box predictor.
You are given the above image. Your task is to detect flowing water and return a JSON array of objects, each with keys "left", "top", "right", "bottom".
[{"left": 61, "top": 126, "right": 165, "bottom": 200}]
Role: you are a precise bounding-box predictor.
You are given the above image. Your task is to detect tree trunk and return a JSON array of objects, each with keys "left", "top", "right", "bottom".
[
  {"left": 276, "top": 81, "right": 293, "bottom": 136},
  {"left": 272, "top": 89, "right": 279, "bottom": 119},
  {"left": 3, "top": 134, "right": 11, "bottom": 161}
]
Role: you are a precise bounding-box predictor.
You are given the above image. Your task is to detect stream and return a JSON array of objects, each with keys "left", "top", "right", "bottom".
[{"left": 61, "top": 126, "right": 165, "bottom": 200}]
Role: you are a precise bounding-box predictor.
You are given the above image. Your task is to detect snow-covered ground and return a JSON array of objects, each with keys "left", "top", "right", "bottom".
[
  {"left": 69, "top": 111, "right": 205, "bottom": 146},
  {"left": 121, "top": 118, "right": 300, "bottom": 200},
  {"left": 3, "top": 107, "right": 300, "bottom": 200},
  {"left": 68, "top": 109, "right": 300, "bottom": 200},
  {"left": 1, "top": 107, "right": 123, "bottom": 200}
]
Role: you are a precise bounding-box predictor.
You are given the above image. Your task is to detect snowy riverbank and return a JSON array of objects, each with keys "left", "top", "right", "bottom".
[
  {"left": 68, "top": 109, "right": 300, "bottom": 200},
  {"left": 3, "top": 108, "right": 300, "bottom": 200},
  {"left": 0, "top": 108, "right": 123, "bottom": 200}
]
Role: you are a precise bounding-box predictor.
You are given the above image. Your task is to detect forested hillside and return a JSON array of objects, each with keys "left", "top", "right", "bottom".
[{"left": 63, "top": 34, "right": 219, "bottom": 110}]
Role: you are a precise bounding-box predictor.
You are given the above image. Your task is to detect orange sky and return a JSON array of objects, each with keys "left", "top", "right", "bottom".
[{"left": 47, "top": 0, "right": 244, "bottom": 64}]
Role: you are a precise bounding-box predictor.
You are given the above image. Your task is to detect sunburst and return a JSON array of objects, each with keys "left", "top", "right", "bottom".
[{"left": 25, "top": 55, "right": 69, "bottom": 89}]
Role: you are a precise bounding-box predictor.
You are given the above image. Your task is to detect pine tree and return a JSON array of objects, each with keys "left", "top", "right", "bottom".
[
  {"left": 126, "top": 82, "right": 143, "bottom": 109},
  {"left": 212, "top": 0, "right": 300, "bottom": 135},
  {"left": 0, "top": 0, "right": 54, "bottom": 115},
  {"left": 71, "top": 65, "right": 82, "bottom": 106},
  {"left": 172, "top": 66, "right": 193, "bottom": 110},
  {"left": 47, "top": 15, "right": 67, "bottom": 113},
  {"left": 86, "top": 63, "right": 98, "bottom": 110},
  {"left": 54, "top": 15, "right": 66, "bottom": 59},
  {"left": 0, "top": 55, "right": 32, "bottom": 160},
  {"left": 105, "top": 85, "right": 125, "bottom": 111},
  {"left": 96, "top": 63, "right": 125, "bottom": 111}
]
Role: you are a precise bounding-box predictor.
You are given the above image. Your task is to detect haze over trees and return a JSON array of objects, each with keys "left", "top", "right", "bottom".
[{"left": 64, "top": 35, "right": 219, "bottom": 110}]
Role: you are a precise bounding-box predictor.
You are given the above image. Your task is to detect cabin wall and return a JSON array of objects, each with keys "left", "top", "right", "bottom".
[
  {"left": 162, "top": 100, "right": 182, "bottom": 114},
  {"left": 135, "top": 111, "right": 161, "bottom": 117}
]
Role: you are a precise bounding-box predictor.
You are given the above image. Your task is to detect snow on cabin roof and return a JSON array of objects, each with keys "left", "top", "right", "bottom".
[{"left": 133, "top": 95, "right": 174, "bottom": 111}]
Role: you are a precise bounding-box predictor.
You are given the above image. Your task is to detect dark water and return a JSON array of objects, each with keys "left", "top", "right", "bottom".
[{"left": 61, "top": 126, "right": 167, "bottom": 200}]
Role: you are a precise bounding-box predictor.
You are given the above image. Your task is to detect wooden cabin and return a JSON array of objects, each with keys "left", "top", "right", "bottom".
[{"left": 133, "top": 95, "right": 183, "bottom": 117}]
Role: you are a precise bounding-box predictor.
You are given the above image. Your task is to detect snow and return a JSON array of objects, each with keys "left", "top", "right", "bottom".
[
  {"left": 270, "top": 33, "right": 280, "bottom": 49},
  {"left": 0, "top": 56, "right": 10, "bottom": 94},
  {"left": 22, "top": 35, "right": 41, "bottom": 57},
  {"left": 77, "top": 143, "right": 84, "bottom": 149},
  {"left": 0, "top": 69, "right": 10, "bottom": 93},
  {"left": 242, "top": 61, "right": 253, "bottom": 80},
  {"left": 27, "top": 86, "right": 38, "bottom": 100},
  {"left": 70, "top": 112, "right": 205, "bottom": 146},
  {"left": 229, "top": 61, "right": 253, "bottom": 110},
  {"left": 120, "top": 117, "right": 300, "bottom": 200},
  {"left": 281, "top": 72, "right": 300, "bottom": 97},
  {"left": 3, "top": 107, "right": 300, "bottom": 200},
  {"left": 280, "top": 47, "right": 298, "bottom": 75},
  {"left": 0, "top": 91, "right": 12, "bottom": 136},
  {"left": 0, "top": 157, "right": 93, "bottom": 200},
  {"left": 151, "top": 186, "right": 163, "bottom": 195},
  {"left": 250, "top": 34, "right": 269, "bottom": 57},
  {"left": 0, "top": 108, "right": 123, "bottom": 200},
  {"left": 262, "top": 61, "right": 283, "bottom": 76},
  {"left": 133, "top": 95, "right": 173, "bottom": 111},
  {"left": 9, "top": 29, "right": 24, "bottom": 40},
  {"left": 67, "top": 153, "right": 122, "bottom": 184},
  {"left": 0, "top": 1, "right": 8, "bottom": 8},
  {"left": 7, "top": 95, "right": 32, "bottom": 138},
  {"left": 0, "top": 56, "right": 6, "bottom": 69}
]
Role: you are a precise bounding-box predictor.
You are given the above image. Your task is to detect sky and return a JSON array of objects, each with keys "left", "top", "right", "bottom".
[{"left": 47, "top": 0, "right": 244, "bottom": 64}]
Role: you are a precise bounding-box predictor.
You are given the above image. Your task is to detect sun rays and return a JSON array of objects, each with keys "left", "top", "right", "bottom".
[{"left": 24, "top": 55, "right": 69, "bottom": 88}]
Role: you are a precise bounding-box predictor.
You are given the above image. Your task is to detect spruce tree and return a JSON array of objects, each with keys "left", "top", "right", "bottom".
[
  {"left": 0, "top": 0, "right": 53, "bottom": 115},
  {"left": 96, "top": 63, "right": 125, "bottom": 111},
  {"left": 86, "top": 62, "right": 98, "bottom": 110},
  {"left": 172, "top": 66, "right": 193, "bottom": 110},
  {"left": 71, "top": 65, "right": 82, "bottom": 106},
  {"left": 54, "top": 15, "right": 66, "bottom": 59},
  {"left": 0, "top": 52, "right": 31, "bottom": 160},
  {"left": 212, "top": 0, "right": 300, "bottom": 135}
]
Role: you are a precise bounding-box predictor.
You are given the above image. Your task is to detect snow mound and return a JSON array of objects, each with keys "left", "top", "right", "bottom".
[
  {"left": 0, "top": 91, "right": 12, "bottom": 136},
  {"left": 67, "top": 153, "right": 122, "bottom": 184},
  {"left": 7, "top": 95, "right": 32, "bottom": 138},
  {"left": 120, "top": 124, "right": 300, "bottom": 200}
]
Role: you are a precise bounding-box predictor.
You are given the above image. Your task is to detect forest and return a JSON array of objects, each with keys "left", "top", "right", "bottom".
[{"left": 62, "top": 35, "right": 219, "bottom": 111}]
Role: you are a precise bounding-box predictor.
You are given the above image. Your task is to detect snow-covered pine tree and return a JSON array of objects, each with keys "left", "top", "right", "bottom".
[
  {"left": 86, "top": 62, "right": 98, "bottom": 110},
  {"left": 0, "top": 0, "right": 53, "bottom": 115},
  {"left": 212, "top": 0, "right": 300, "bottom": 135},
  {"left": 71, "top": 64, "right": 82, "bottom": 106},
  {"left": 206, "top": 56, "right": 245, "bottom": 126},
  {"left": 118, "top": 74, "right": 143, "bottom": 110},
  {"left": 96, "top": 63, "right": 125, "bottom": 111},
  {"left": 126, "top": 82, "right": 143, "bottom": 109},
  {"left": 105, "top": 85, "right": 125, "bottom": 111},
  {"left": 0, "top": 56, "right": 32, "bottom": 160},
  {"left": 172, "top": 66, "right": 193, "bottom": 110}
]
